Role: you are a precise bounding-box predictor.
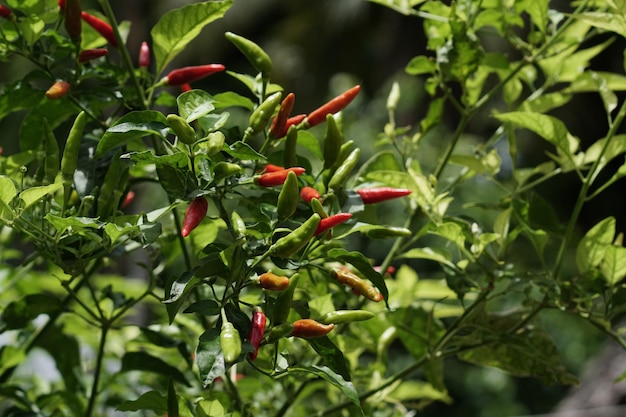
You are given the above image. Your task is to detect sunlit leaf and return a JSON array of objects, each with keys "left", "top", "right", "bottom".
[
  {"left": 97, "top": 111, "right": 168, "bottom": 157},
  {"left": 576, "top": 216, "right": 615, "bottom": 274},
  {"left": 177, "top": 90, "right": 215, "bottom": 123}
]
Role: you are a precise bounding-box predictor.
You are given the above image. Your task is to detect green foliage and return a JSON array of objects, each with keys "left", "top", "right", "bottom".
[{"left": 2, "top": 0, "right": 626, "bottom": 416}]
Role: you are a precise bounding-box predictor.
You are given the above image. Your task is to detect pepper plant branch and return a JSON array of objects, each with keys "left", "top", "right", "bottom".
[{"left": 85, "top": 324, "right": 109, "bottom": 417}]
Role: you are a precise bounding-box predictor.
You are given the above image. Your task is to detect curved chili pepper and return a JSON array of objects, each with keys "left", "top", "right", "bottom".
[
  {"left": 269, "top": 93, "right": 295, "bottom": 138},
  {"left": 225, "top": 32, "right": 272, "bottom": 79},
  {"left": 277, "top": 170, "right": 299, "bottom": 221},
  {"left": 255, "top": 167, "right": 305, "bottom": 187},
  {"left": 270, "top": 213, "right": 320, "bottom": 258},
  {"left": 285, "top": 114, "right": 306, "bottom": 131},
  {"left": 181, "top": 197, "right": 208, "bottom": 237},
  {"left": 45, "top": 80, "right": 71, "bottom": 99},
  {"left": 328, "top": 148, "right": 360, "bottom": 191},
  {"left": 314, "top": 212, "right": 352, "bottom": 236},
  {"left": 263, "top": 163, "right": 286, "bottom": 173},
  {"left": 248, "top": 308, "right": 266, "bottom": 361},
  {"left": 244, "top": 92, "right": 282, "bottom": 139},
  {"left": 310, "top": 197, "right": 328, "bottom": 219},
  {"left": 305, "top": 85, "right": 361, "bottom": 128},
  {"left": 138, "top": 41, "right": 150, "bottom": 68},
  {"left": 300, "top": 186, "right": 321, "bottom": 203},
  {"left": 81, "top": 12, "right": 117, "bottom": 46},
  {"left": 165, "top": 64, "right": 225, "bottom": 86},
  {"left": 78, "top": 48, "right": 108, "bottom": 63},
  {"left": 258, "top": 272, "right": 290, "bottom": 291},
  {"left": 356, "top": 187, "right": 412, "bottom": 204},
  {"left": 332, "top": 268, "right": 383, "bottom": 302},
  {"left": 291, "top": 319, "right": 335, "bottom": 339}
]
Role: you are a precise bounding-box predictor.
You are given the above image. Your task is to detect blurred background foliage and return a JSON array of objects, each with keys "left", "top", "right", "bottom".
[{"left": 1, "top": 0, "right": 624, "bottom": 416}]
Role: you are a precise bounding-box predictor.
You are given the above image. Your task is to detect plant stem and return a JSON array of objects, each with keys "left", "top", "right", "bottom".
[{"left": 85, "top": 324, "right": 109, "bottom": 417}]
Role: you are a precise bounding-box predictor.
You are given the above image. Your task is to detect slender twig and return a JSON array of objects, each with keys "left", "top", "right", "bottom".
[{"left": 85, "top": 324, "right": 109, "bottom": 417}]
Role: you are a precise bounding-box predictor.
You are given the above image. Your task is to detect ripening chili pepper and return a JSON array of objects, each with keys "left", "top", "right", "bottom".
[
  {"left": 323, "top": 114, "right": 342, "bottom": 169},
  {"left": 163, "top": 64, "right": 225, "bottom": 86},
  {"left": 270, "top": 213, "right": 320, "bottom": 258},
  {"left": 248, "top": 307, "right": 266, "bottom": 361},
  {"left": 43, "top": 119, "right": 60, "bottom": 185},
  {"left": 45, "top": 80, "right": 71, "bottom": 99},
  {"left": 78, "top": 48, "right": 108, "bottom": 63},
  {"left": 97, "top": 151, "right": 128, "bottom": 219},
  {"left": 64, "top": 0, "right": 81, "bottom": 40},
  {"left": 328, "top": 148, "right": 360, "bottom": 191},
  {"left": 314, "top": 212, "right": 352, "bottom": 236},
  {"left": 273, "top": 273, "right": 299, "bottom": 324},
  {"left": 81, "top": 12, "right": 117, "bottom": 46},
  {"left": 319, "top": 310, "right": 375, "bottom": 325},
  {"left": 285, "top": 114, "right": 306, "bottom": 131},
  {"left": 167, "top": 114, "right": 196, "bottom": 145},
  {"left": 220, "top": 311, "right": 242, "bottom": 363},
  {"left": 356, "top": 187, "right": 412, "bottom": 204},
  {"left": 269, "top": 93, "right": 295, "bottom": 138},
  {"left": 365, "top": 226, "right": 412, "bottom": 239},
  {"left": 276, "top": 170, "right": 299, "bottom": 221},
  {"left": 300, "top": 186, "right": 321, "bottom": 203},
  {"left": 255, "top": 167, "right": 305, "bottom": 187},
  {"left": 181, "top": 197, "right": 208, "bottom": 237},
  {"left": 225, "top": 32, "right": 272, "bottom": 80},
  {"left": 61, "top": 111, "right": 86, "bottom": 200},
  {"left": 263, "top": 322, "right": 294, "bottom": 345},
  {"left": 258, "top": 272, "right": 290, "bottom": 291},
  {"left": 332, "top": 269, "right": 383, "bottom": 302},
  {"left": 0, "top": 5, "right": 12, "bottom": 18},
  {"left": 291, "top": 319, "right": 335, "bottom": 339},
  {"left": 283, "top": 125, "right": 298, "bottom": 168},
  {"left": 138, "top": 41, "right": 150, "bottom": 68},
  {"left": 305, "top": 85, "right": 361, "bottom": 128},
  {"left": 244, "top": 91, "right": 282, "bottom": 140},
  {"left": 121, "top": 190, "right": 135, "bottom": 209},
  {"left": 264, "top": 163, "right": 285, "bottom": 173}
]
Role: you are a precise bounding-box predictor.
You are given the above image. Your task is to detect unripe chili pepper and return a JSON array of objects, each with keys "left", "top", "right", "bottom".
[
  {"left": 258, "top": 272, "right": 290, "bottom": 291},
  {"left": 231, "top": 211, "right": 246, "bottom": 239},
  {"left": 285, "top": 114, "right": 306, "bottom": 131},
  {"left": 164, "top": 64, "right": 225, "bottom": 86},
  {"left": 43, "top": 119, "right": 60, "bottom": 185},
  {"left": 138, "top": 41, "right": 150, "bottom": 68},
  {"left": 305, "top": 85, "right": 361, "bottom": 128},
  {"left": 283, "top": 125, "right": 298, "bottom": 168},
  {"left": 167, "top": 114, "right": 196, "bottom": 145},
  {"left": 270, "top": 213, "right": 320, "bottom": 258},
  {"left": 255, "top": 167, "right": 305, "bottom": 187},
  {"left": 220, "top": 310, "right": 242, "bottom": 363},
  {"left": 332, "top": 269, "right": 383, "bottom": 302},
  {"left": 310, "top": 197, "right": 328, "bottom": 219},
  {"left": 45, "top": 80, "right": 71, "bottom": 99},
  {"left": 328, "top": 148, "right": 360, "bottom": 191},
  {"left": 336, "top": 140, "right": 355, "bottom": 167},
  {"left": 181, "top": 197, "right": 208, "bottom": 237},
  {"left": 225, "top": 32, "right": 272, "bottom": 80},
  {"left": 356, "top": 187, "right": 412, "bottom": 204},
  {"left": 365, "top": 226, "right": 412, "bottom": 239},
  {"left": 291, "top": 319, "right": 335, "bottom": 339},
  {"left": 64, "top": 0, "right": 81, "bottom": 40},
  {"left": 319, "top": 310, "right": 375, "bottom": 325},
  {"left": 264, "top": 164, "right": 285, "bottom": 173},
  {"left": 0, "top": 5, "right": 12, "bottom": 18},
  {"left": 323, "top": 114, "right": 342, "bottom": 169},
  {"left": 300, "top": 186, "right": 321, "bottom": 203},
  {"left": 61, "top": 111, "right": 86, "bottom": 198},
  {"left": 269, "top": 93, "right": 295, "bottom": 138},
  {"left": 273, "top": 273, "right": 299, "bottom": 324},
  {"left": 97, "top": 152, "right": 127, "bottom": 219},
  {"left": 78, "top": 48, "right": 108, "bottom": 63},
  {"left": 248, "top": 307, "right": 266, "bottom": 361},
  {"left": 213, "top": 162, "right": 243, "bottom": 180},
  {"left": 263, "top": 322, "right": 294, "bottom": 345},
  {"left": 204, "top": 131, "right": 225, "bottom": 155},
  {"left": 244, "top": 91, "right": 282, "bottom": 139},
  {"left": 81, "top": 12, "right": 117, "bottom": 46},
  {"left": 314, "top": 212, "right": 352, "bottom": 236},
  {"left": 277, "top": 170, "right": 299, "bottom": 221}
]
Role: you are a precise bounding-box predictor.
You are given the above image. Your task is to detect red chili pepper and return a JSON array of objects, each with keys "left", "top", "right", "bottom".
[
  {"left": 181, "top": 197, "right": 208, "bottom": 237},
  {"left": 121, "top": 191, "right": 135, "bottom": 209},
  {"left": 374, "top": 265, "right": 396, "bottom": 276},
  {"left": 258, "top": 272, "right": 290, "bottom": 291},
  {"left": 291, "top": 319, "right": 335, "bottom": 339},
  {"left": 0, "top": 5, "right": 12, "bottom": 18},
  {"left": 64, "top": 0, "right": 81, "bottom": 39},
  {"left": 356, "top": 187, "right": 412, "bottom": 204},
  {"left": 138, "top": 41, "right": 150, "bottom": 68},
  {"left": 45, "top": 80, "right": 71, "bottom": 99},
  {"left": 285, "top": 114, "right": 306, "bottom": 131},
  {"left": 248, "top": 308, "right": 266, "bottom": 360},
  {"left": 78, "top": 48, "right": 108, "bottom": 63},
  {"left": 263, "top": 163, "right": 285, "bottom": 173},
  {"left": 81, "top": 11, "right": 117, "bottom": 46},
  {"left": 300, "top": 186, "right": 321, "bottom": 203},
  {"left": 58, "top": 0, "right": 65, "bottom": 9},
  {"left": 305, "top": 85, "right": 361, "bottom": 128},
  {"left": 165, "top": 64, "right": 225, "bottom": 86},
  {"left": 269, "top": 93, "right": 295, "bottom": 138},
  {"left": 255, "top": 167, "right": 305, "bottom": 187},
  {"left": 180, "top": 83, "right": 192, "bottom": 93},
  {"left": 314, "top": 212, "right": 352, "bottom": 236}
]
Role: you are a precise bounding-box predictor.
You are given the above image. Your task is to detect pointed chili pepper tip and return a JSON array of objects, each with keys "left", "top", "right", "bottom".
[
  {"left": 165, "top": 64, "right": 226, "bottom": 86},
  {"left": 305, "top": 85, "right": 361, "bottom": 128}
]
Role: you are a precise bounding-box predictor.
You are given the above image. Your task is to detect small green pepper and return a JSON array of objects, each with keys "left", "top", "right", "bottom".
[
  {"left": 213, "top": 161, "right": 243, "bottom": 180},
  {"left": 270, "top": 214, "right": 320, "bottom": 258},
  {"left": 43, "top": 119, "right": 60, "bottom": 185},
  {"left": 365, "top": 226, "right": 412, "bottom": 239},
  {"left": 167, "top": 114, "right": 196, "bottom": 145},
  {"left": 61, "top": 111, "right": 86, "bottom": 200},
  {"left": 323, "top": 114, "right": 342, "bottom": 169},
  {"left": 328, "top": 148, "right": 360, "bottom": 191},
  {"left": 272, "top": 273, "right": 299, "bottom": 324},
  {"left": 263, "top": 322, "right": 295, "bottom": 345},
  {"left": 231, "top": 211, "right": 246, "bottom": 239},
  {"left": 220, "top": 310, "right": 242, "bottom": 363},
  {"left": 276, "top": 170, "right": 299, "bottom": 221},
  {"left": 244, "top": 92, "right": 282, "bottom": 140},
  {"left": 205, "top": 131, "right": 225, "bottom": 155},
  {"left": 225, "top": 32, "right": 273, "bottom": 80},
  {"left": 282, "top": 125, "right": 298, "bottom": 168},
  {"left": 319, "top": 310, "right": 375, "bottom": 324}
]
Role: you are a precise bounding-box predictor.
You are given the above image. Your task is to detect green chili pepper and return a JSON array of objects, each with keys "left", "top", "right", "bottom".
[
  {"left": 205, "top": 131, "right": 225, "bottom": 155},
  {"left": 365, "top": 226, "right": 412, "bottom": 239},
  {"left": 61, "top": 111, "right": 86, "bottom": 200},
  {"left": 387, "top": 81, "right": 400, "bottom": 111},
  {"left": 376, "top": 326, "right": 397, "bottom": 363},
  {"left": 283, "top": 125, "right": 298, "bottom": 168},
  {"left": 328, "top": 148, "right": 360, "bottom": 191},
  {"left": 276, "top": 170, "right": 299, "bottom": 221},
  {"left": 244, "top": 91, "right": 282, "bottom": 140},
  {"left": 231, "top": 211, "right": 246, "bottom": 239},
  {"left": 334, "top": 139, "right": 355, "bottom": 169},
  {"left": 43, "top": 119, "right": 60, "bottom": 185},
  {"left": 220, "top": 310, "right": 242, "bottom": 363},
  {"left": 310, "top": 197, "right": 328, "bottom": 219},
  {"left": 167, "top": 114, "right": 196, "bottom": 145},
  {"left": 263, "top": 322, "right": 295, "bottom": 345},
  {"left": 225, "top": 32, "right": 273, "bottom": 80},
  {"left": 272, "top": 273, "right": 299, "bottom": 324},
  {"left": 213, "top": 161, "right": 243, "bottom": 180},
  {"left": 319, "top": 310, "right": 375, "bottom": 324},
  {"left": 270, "top": 213, "right": 320, "bottom": 258},
  {"left": 323, "top": 114, "right": 342, "bottom": 169},
  {"left": 97, "top": 151, "right": 128, "bottom": 219}
]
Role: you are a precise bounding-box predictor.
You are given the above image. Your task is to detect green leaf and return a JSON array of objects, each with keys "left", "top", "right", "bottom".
[
  {"left": 19, "top": 183, "right": 62, "bottom": 209},
  {"left": 212, "top": 91, "right": 255, "bottom": 110},
  {"left": 177, "top": 90, "right": 215, "bottom": 123},
  {"left": 34, "top": 324, "right": 83, "bottom": 393},
  {"left": 356, "top": 150, "right": 402, "bottom": 180},
  {"left": 576, "top": 217, "right": 616, "bottom": 274},
  {"left": 520, "top": 92, "right": 572, "bottom": 113},
  {"left": 45, "top": 215, "right": 102, "bottom": 237},
  {"left": 583, "top": 134, "right": 626, "bottom": 172},
  {"left": 294, "top": 365, "right": 361, "bottom": 409},
  {"left": 223, "top": 141, "right": 266, "bottom": 161},
  {"left": 156, "top": 164, "right": 197, "bottom": 200},
  {"left": 151, "top": 1, "right": 232, "bottom": 76},
  {"left": 389, "top": 307, "right": 444, "bottom": 360},
  {"left": 0, "top": 294, "right": 62, "bottom": 330},
  {"left": 573, "top": 12, "right": 626, "bottom": 38},
  {"left": 405, "top": 55, "right": 436, "bottom": 75},
  {"left": 164, "top": 268, "right": 201, "bottom": 324},
  {"left": 117, "top": 391, "right": 168, "bottom": 413},
  {"left": 564, "top": 71, "right": 626, "bottom": 93},
  {"left": 388, "top": 380, "right": 451, "bottom": 408},
  {"left": 97, "top": 111, "right": 168, "bottom": 157},
  {"left": 121, "top": 351, "right": 190, "bottom": 386},
  {"left": 601, "top": 245, "right": 626, "bottom": 284},
  {"left": 296, "top": 130, "right": 323, "bottom": 161},
  {"left": 197, "top": 328, "right": 226, "bottom": 387},
  {"left": 400, "top": 247, "right": 456, "bottom": 269},
  {"left": 167, "top": 377, "right": 179, "bottom": 417},
  {"left": 306, "top": 336, "right": 351, "bottom": 381},
  {"left": 327, "top": 248, "right": 389, "bottom": 305},
  {"left": 0, "top": 79, "right": 42, "bottom": 121},
  {"left": 183, "top": 300, "right": 220, "bottom": 316}
]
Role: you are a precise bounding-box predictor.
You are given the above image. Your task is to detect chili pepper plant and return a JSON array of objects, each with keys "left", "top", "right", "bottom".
[{"left": 1, "top": 0, "right": 626, "bottom": 416}]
